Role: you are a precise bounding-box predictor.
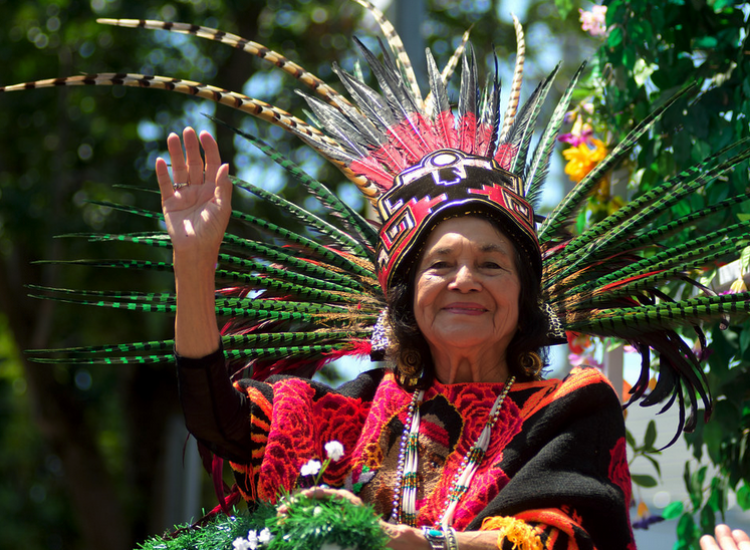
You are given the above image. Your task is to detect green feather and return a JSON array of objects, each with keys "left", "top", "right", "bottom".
[
  {"left": 32, "top": 340, "right": 174, "bottom": 355},
  {"left": 224, "top": 344, "right": 347, "bottom": 360},
  {"left": 624, "top": 193, "right": 750, "bottom": 251},
  {"left": 32, "top": 259, "right": 174, "bottom": 272},
  {"left": 230, "top": 210, "right": 376, "bottom": 279},
  {"left": 30, "top": 354, "right": 174, "bottom": 365},
  {"left": 232, "top": 177, "right": 369, "bottom": 257},
  {"left": 560, "top": 221, "right": 750, "bottom": 297},
  {"left": 568, "top": 292, "right": 750, "bottom": 334},
  {"left": 217, "top": 253, "right": 365, "bottom": 294},
  {"left": 214, "top": 269, "right": 364, "bottom": 303},
  {"left": 526, "top": 63, "right": 586, "bottom": 207},
  {"left": 221, "top": 234, "right": 373, "bottom": 291},
  {"left": 507, "top": 65, "right": 560, "bottom": 174},
  {"left": 547, "top": 147, "right": 750, "bottom": 285},
  {"left": 215, "top": 118, "right": 379, "bottom": 250}
]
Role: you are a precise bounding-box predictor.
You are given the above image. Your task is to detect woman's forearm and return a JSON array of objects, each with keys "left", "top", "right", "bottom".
[
  {"left": 384, "top": 523, "right": 503, "bottom": 550},
  {"left": 174, "top": 251, "right": 221, "bottom": 358},
  {"left": 155, "top": 128, "right": 232, "bottom": 359}
]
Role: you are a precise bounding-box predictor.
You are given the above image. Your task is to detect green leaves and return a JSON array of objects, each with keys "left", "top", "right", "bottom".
[
  {"left": 554, "top": 0, "right": 574, "bottom": 20},
  {"left": 738, "top": 484, "right": 750, "bottom": 511},
  {"left": 686, "top": 464, "right": 707, "bottom": 510},
  {"left": 645, "top": 419, "right": 657, "bottom": 449},
  {"left": 676, "top": 512, "right": 699, "bottom": 547},
  {"left": 662, "top": 501, "right": 684, "bottom": 520},
  {"left": 607, "top": 27, "right": 624, "bottom": 48},
  {"left": 631, "top": 474, "right": 658, "bottom": 488},
  {"left": 627, "top": 421, "right": 662, "bottom": 488}
]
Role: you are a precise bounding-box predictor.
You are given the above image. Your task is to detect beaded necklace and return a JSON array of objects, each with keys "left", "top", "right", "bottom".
[{"left": 388, "top": 376, "right": 516, "bottom": 528}]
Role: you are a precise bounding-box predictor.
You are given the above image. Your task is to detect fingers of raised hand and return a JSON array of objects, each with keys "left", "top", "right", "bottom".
[
  {"left": 200, "top": 130, "right": 222, "bottom": 184},
  {"left": 734, "top": 529, "right": 750, "bottom": 550},
  {"left": 216, "top": 163, "right": 232, "bottom": 203},
  {"left": 701, "top": 526, "right": 750, "bottom": 550},
  {"left": 158, "top": 128, "right": 227, "bottom": 195},
  {"left": 183, "top": 127, "right": 205, "bottom": 186},
  {"left": 167, "top": 131, "right": 188, "bottom": 186},
  {"left": 155, "top": 157, "right": 174, "bottom": 199}
]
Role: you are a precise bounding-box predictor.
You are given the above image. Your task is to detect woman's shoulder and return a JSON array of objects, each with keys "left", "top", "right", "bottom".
[
  {"left": 515, "top": 365, "right": 616, "bottom": 391},
  {"left": 510, "top": 366, "right": 622, "bottom": 419},
  {"left": 559, "top": 365, "right": 619, "bottom": 394}
]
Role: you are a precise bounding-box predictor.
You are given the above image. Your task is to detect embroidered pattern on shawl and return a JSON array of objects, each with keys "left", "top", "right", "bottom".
[{"left": 351, "top": 373, "right": 524, "bottom": 530}]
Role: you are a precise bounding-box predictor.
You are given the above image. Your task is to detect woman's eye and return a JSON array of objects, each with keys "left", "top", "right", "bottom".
[
  {"left": 430, "top": 261, "right": 449, "bottom": 269},
  {"left": 482, "top": 262, "right": 501, "bottom": 269}
]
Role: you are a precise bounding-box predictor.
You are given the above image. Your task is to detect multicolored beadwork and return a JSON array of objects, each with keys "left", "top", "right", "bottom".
[
  {"left": 390, "top": 376, "right": 516, "bottom": 528},
  {"left": 440, "top": 376, "right": 515, "bottom": 528},
  {"left": 389, "top": 388, "right": 424, "bottom": 525}
]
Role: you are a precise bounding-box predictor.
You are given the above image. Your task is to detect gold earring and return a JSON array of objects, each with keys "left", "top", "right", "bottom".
[{"left": 519, "top": 351, "right": 542, "bottom": 374}]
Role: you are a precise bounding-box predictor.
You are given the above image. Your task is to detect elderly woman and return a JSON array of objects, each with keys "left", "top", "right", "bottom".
[{"left": 158, "top": 127, "right": 634, "bottom": 550}]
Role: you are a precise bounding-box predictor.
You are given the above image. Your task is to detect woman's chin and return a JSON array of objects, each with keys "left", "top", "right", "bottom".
[{"left": 429, "top": 329, "right": 494, "bottom": 351}]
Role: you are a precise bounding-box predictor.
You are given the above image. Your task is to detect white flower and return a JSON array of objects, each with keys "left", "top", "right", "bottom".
[
  {"left": 258, "top": 528, "right": 273, "bottom": 544},
  {"left": 300, "top": 459, "right": 322, "bottom": 477},
  {"left": 324, "top": 440, "right": 345, "bottom": 462},
  {"left": 247, "top": 530, "right": 259, "bottom": 549},
  {"left": 232, "top": 538, "right": 251, "bottom": 550}
]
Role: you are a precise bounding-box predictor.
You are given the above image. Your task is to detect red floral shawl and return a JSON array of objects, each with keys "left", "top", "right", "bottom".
[{"left": 222, "top": 366, "right": 636, "bottom": 550}]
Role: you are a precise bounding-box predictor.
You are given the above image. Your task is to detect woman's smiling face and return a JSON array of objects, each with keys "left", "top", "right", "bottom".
[{"left": 413, "top": 216, "right": 521, "bottom": 367}]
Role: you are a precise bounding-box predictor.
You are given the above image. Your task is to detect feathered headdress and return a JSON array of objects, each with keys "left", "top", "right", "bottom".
[{"left": 5, "top": 0, "right": 750, "bottom": 443}]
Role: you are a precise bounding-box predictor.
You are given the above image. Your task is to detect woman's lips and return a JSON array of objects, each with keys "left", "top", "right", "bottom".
[{"left": 442, "top": 303, "right": 487, "bottom": 315}]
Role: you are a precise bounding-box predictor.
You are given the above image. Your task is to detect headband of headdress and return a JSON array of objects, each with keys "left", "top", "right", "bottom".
[
  {"left": 9, "top": 0, "right": 750, "bottom": 444},
  {"left": 376, "top": 149, "right": 540, "bottom": 291}
]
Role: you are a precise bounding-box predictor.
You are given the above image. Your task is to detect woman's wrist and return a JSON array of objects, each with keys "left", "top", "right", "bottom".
[
  {"left": 382, "top": 523, "right": 431, "bottom": 550},
  {"left": 173, "top": 250, "right": 222, "bottom": 358},
  {"left": 172, "top": 248, "right": 219, "bottom": 272}
]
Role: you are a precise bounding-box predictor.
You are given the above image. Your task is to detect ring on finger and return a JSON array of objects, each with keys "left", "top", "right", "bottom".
[{"left": 173, "top": 182, "right": 189, "bottom": 190}]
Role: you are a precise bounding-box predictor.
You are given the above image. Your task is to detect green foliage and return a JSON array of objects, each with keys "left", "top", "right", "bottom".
[
  {"left": 663, "top": 501, "right": 684, "bottom": 520},
  {"left": 137, "top": 505, "right": 276, "bottom": 550},
  {"left": 626, "top": 420, "right": 662, "bottom": 488},
  {"left": 738, "top": 484, "right": 750, "bottom": 511},
  {"left": 555, "top": 0, "right": 576, "bottom": 19},
  {"left": 675, "top": 512, "right": 700, "bottom": 549},
  {"left": 267, "top": 494, "right": 388, "bottom": 550},
  {"left": 589, "top": 0, "right": 750, "bottom": 543},
  {"left": 138, "top": 497, "right": 388, "bottom": 550}
]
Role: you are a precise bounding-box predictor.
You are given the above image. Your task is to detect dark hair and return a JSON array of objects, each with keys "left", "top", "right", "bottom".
[{"left": 386, "top": 215, "right": 548, "bottom": 389}]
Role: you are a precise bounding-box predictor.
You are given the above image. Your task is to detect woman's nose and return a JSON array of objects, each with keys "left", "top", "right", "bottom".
[{"left": 449, "top": 265, "right": 481, "bottom": 291}]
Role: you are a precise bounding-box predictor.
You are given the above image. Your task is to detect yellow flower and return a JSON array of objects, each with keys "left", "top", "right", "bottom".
[
  {"left": 607, "top": 195, "right": 625, "bottom": 215},
  {"left": 730, "top": 276, "right": 748, "bottom": 294},
  {"left": 637, "top": 500, "right": 649, "bottom": 518},
  {"left": 563, "top": 138, "right": 608, "bottom": 182}
]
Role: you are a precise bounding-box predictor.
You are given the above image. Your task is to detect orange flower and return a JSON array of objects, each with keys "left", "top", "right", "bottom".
[{"left": 562, "top": 138, "right": 608, "bottom": 182}]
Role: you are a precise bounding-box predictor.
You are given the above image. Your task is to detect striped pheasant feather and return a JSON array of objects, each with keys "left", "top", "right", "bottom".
[{"left": 96, "top": 18, "right": 350, "bottom": 108}]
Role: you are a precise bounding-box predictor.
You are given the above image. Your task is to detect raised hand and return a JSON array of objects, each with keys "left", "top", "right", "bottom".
[
  {"left": 155, "top": 127, "right": 232, "bottom": 260},
  {"left": 155, "top": 127, "right": 232, "bottom": 358},
  {"left": 701, "top": 525, "right": 750, "bottom": 550}
]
